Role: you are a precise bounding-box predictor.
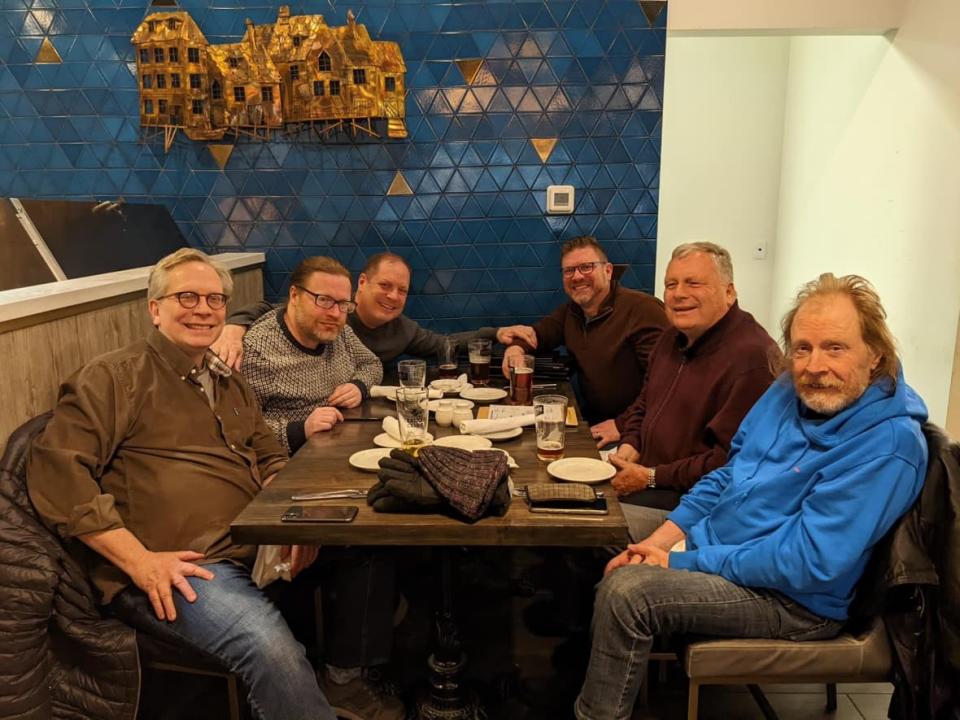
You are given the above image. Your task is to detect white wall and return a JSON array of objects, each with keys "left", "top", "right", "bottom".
[{"left": 656, "top": 34, "right": 790, "bottom": 327}]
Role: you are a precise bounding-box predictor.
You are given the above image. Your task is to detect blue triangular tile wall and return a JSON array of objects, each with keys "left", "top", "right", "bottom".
[{"left": 0, "top": 0, "right": 664, "bottom": 332}]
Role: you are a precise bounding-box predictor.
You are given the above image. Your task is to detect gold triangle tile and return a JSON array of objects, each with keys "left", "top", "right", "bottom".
[
  {"left": 207, "top": 144, "right": 234, "bottom": 171},
  {"left": 531, "top": 138, "right": 558, "bottom": 164},
  {"left": 454, "top": 59, "right": 484, "bottom": 85},
  {"left": 36, "top": 38, "right": 62, "bottom": 64},
  {"left": 387, "top": 171, "right": 414, "bottom": 196},
  {"left": 639, "top": 1, "right": 667, "bottom": 27}
]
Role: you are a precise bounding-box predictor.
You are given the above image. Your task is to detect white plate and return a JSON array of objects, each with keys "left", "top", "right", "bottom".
[
  {"left": 459, "top": 387, "right": 508, "bottom": 402},
  {"left": 478, "top": 426, "right": 524, "bottom": 441},
  {"left": 429, "top": 379, "right": 472, "bottom": 394},
  {"left": 427, "top": 398, "right": 474, "bottom": 412},
  {"left": 348, "top": 448, "right": 392, "bottom": 472},
  {"left": 489, "top": 448, "right": 519, "bottom": 468},
  {"left": 372, "top": 432, "right": 434, "bottom": 448},
  {"left": 433, "top": 435, "right": 493, "bottom": 451},
  {"left": 547, "top": 457, "right": 616, "bottom": 484}
]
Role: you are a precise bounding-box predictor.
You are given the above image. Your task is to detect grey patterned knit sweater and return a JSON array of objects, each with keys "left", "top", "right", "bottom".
[{"left": 242, "top": 309, "right": 383, "bottom": 452}]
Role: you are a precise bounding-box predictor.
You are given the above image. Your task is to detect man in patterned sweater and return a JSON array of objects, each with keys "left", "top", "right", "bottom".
[{"left": 242, "top": 256, "right": 382, "bottom": 452}]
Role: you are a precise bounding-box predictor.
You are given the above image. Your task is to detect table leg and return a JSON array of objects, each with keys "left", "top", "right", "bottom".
[{"left": 414, "top": 548, "right": 482, "bottom": 720}]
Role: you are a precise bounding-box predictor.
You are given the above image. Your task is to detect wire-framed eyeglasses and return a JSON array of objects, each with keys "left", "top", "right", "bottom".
[
  {"left": 157, "top": 291, "right": 229, "bottom": 310},
  {"left": 294, "top": 285, "right": 357, "bottom": 314}
]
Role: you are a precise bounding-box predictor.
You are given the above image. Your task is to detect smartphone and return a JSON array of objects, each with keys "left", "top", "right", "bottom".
[
  {"left": 527, "top": 497, "right": 608, "bottom": 515},
  {"left": 281, "top": 505, "right": 359, "bottom": 523}
]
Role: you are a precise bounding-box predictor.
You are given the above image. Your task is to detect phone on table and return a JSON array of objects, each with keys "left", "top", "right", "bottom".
[
  {"left": 281, "top": 505, "right": 359, "bottom": 523},
  {"left": 524, "top": 484, "right": 609, "bottom": 515}
]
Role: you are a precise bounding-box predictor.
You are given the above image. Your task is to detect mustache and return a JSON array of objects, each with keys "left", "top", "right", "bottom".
[{"left": 799, "top": 377, "right": 843, "bottom": 390}]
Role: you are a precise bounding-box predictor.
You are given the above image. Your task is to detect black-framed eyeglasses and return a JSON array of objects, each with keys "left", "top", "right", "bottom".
[
  {"left": 294, "top": 285, "right": 357, "bottom": 314},
  {"left": 157, "top": 291, "right": 229, "bottom": 310},
  {"left": 561, "top": 261, "right": 607, "bottom": 278}
]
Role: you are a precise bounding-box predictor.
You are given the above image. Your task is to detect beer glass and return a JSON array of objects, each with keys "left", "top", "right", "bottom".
[
  {"left": 468, "top": 339, "right": 492, "bottom": 386},
  {"left": 508, "top": 354, "right": 535, "bottom": 405},
  {"left": 398, "top": 359, "right": 427, "bottom": 388},
  {"left": 437, "top": 338, "right": 458, "bottom": 379},
  {"left": 534, "top": 394, "right": 568, "bottom": 461},
  {"left": 396, "top": 387, "right": 430, "bottom": 454}
]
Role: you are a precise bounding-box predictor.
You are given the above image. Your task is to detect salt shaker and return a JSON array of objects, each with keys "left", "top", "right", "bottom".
[{"left": 434, "top": 399, "right": 454, "bottom": 427}]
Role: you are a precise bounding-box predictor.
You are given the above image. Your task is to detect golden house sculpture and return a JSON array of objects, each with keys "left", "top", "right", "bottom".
[{"left": 131, "top": 7, "right": 407, "bottom": 151}]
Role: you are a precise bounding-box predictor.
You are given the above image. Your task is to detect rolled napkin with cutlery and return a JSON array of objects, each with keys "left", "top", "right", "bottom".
[
  {"left": 458, "top": 414, "right": 535, "bottom": 435},
  {"left": 382, "top": 416, "right": 402, "bottom": 441},
  {"left": 370, "top": 385, "right": 442, "bottom": 399}
]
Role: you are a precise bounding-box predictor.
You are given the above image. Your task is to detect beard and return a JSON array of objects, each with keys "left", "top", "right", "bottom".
[{"left": 796, "top": 375, "right": 871, "bottom": 415}]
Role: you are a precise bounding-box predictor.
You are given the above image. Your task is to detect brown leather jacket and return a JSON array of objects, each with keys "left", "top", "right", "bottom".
[{"left": 0, "top": 413, "right": 138, "bottom": 720}]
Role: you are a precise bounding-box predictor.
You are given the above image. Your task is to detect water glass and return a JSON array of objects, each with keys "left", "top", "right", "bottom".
[
  {"left": 534, "top": 394, "right": 568, "bottom": 461},
  {"left": 468, "top": 338, "right": 492, "bottom": 386},
  {"left": 395, "top": 387, "right": 430, "bottom": 454},
  {"left": 509, "top": 354, "right": 535, "bottom": 405},
  {"left": 398, "top": 359, "right": 427, "bottom": 388}
]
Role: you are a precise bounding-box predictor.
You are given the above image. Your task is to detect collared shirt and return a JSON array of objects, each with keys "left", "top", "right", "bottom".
[{"left": 27, "top": 330, "right": 288, "bottom": 603}]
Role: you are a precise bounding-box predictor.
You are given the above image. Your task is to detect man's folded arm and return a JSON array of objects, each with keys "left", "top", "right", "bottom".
[{"left": 225, "top": 300, "right": 277, "bottom": 328}]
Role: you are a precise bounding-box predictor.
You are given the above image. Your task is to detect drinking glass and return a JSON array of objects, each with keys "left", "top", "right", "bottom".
[
  {"left": 534, "top": 394, "right": 568, "bottom": 461},
  {"left": 468, "top": 339, "right": 492, "bottom": 386},
  {"left": 508, "top": 354, "right": 535, "bottom": 405},
  {"left": 398, "top": 359, "right": 427, "bottom": 388},
  {"left": 437, "top": 338, "right": 458, "bottom": 379},
  {"left": 395, "top": 387, "right": 430, "bottom": 454}
]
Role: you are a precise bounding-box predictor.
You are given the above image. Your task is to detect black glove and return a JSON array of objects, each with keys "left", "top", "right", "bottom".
[
  {"left": 487, "top": 478, "right": 512, "bottom": 516},
  {"left": 368, "top": 450, "right": 443, "bottom": 512}
]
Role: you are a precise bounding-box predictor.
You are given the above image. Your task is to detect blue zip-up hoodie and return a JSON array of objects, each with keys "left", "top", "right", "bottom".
[{"left": 667, "top": 371, "right": 928, "bottom": 621}]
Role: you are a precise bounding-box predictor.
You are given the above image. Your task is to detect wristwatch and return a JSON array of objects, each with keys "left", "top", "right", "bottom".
[{"left": 646, "top": 467, "right": 657, "bottom": 489}]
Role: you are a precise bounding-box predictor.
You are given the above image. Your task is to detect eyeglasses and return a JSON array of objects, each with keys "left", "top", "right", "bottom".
[
  {"left": 157, "top": 291, "right": 228, "bottom": 310},
  {"left": 295, "top": 285, "right": 357, "bottom": 314},
  {"left": 561, "top": 261, "right": 607, "bottom": 278}
]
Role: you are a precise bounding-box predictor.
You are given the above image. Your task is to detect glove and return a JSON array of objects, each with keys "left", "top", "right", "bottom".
[{"left": 367, "top": 450, "right": 443, "bottom": 512}]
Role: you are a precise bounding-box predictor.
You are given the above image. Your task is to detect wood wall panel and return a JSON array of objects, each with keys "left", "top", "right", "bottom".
[{"left": 0, "top": 268, "right": 262, "bottom": 444}]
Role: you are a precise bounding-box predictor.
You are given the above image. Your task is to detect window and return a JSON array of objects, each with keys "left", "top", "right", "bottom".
[
  {"left": 352, "top": 68, "right": 366, "bottom": 85},
  {"left": 261, "top": 87, "right": 273, "bottom": 102},
  {"left": 211, "top": 80, "right": 222, "bottom": 100},
  {"left": 168, "top": 47, "right": 178, "bottom": 62},
  {"left": 187, "top": 47, "right": 199, "bottom": 63},
  {"left": 155, "top": 73, "right": 166, "bottom": 89},
  {"left": 290, "top": 64, "right": 299, "bottom": 80},
  {"left": 192, "top": 99, "right": 203, "bottom": 115},
  {"left": 144, "top": 99, "right": 154, "bottom": 114},
  {"left": 384, "top": 76, "right": 396, "bottom": 93},
  {"left": 170, "top": 73, "right": 180, "bottom": 88},
  {"left": 318, "top": 52, "right": 331, "bottom": 71},
  {"left": 329, "top": 80, "right": 340, "bottom": 96},
  {"left": 158, "top": 99, "right": 167, "bottom": 114},
  {"left": 189, "top": 73, "right": 201, "bottom": 89},
  {"left": 292, "top": 35, "right": 302, "bottom": 47},
  {"left": 228, "top": 56, "right": 240, "bottom": 69},
  {"left": 139, "top": 48, "right": 149, "bottom": 63},
  {"left": 142, "top": 74, "right": 152, "bottom": 89},
  {"left": 313, "top": 80, "right": 324, "bottom": 96},
  {"left": 172, "top": 105, "right": 182, "bottom": 120},
  {"left": 154, "top": 47, "right": 164, "bottom": 63},
  {"left": 234, "top": 86, "right": 245, "bottom": 102},
  {"left": 166, "top": 19, "right": 177, "bottom": 30},
  {"left": 148, "top": 21, "right": 157, "bottom": 32}
]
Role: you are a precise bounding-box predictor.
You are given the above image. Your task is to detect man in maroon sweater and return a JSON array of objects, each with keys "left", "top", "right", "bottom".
[
  {"left": 502, "top": 236, "right": 669, "bottom": 424},
  {"left": 593, "top": 242, "right": 778, "bottom": 537}
]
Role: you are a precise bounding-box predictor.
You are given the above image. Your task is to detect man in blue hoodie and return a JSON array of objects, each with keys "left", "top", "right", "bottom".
[{"left": 575, "top": 273, "right": 928, "bottom": 720}]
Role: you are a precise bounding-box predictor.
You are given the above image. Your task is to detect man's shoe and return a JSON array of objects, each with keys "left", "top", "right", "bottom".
[{"left": 322, "top": 673, "right": 406, "bottom": 720}]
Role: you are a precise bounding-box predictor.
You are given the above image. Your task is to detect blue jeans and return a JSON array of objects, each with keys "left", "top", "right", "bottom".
[
  {"left": 574, "top": 564, "right": 843, "bottom": 720},
  {"left": 111, "top": 561, "right": 336, "bottom": 720}
]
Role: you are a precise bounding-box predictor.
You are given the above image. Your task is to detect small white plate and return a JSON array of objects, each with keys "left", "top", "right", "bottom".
[
  {"left": 348, "top": 448, "right": 392, "bottom": 472},
  {"left": 430, "top": 379, "right": 472, "bottom": 394},
  {"left": 372, "top": 432, "right": 434, "bottom": 448},
  {"left": 433, "top": 435, "right": 493, "bottom": 451},
  {"left": 427, "top": 398, "right": 473, "bottom": 413},
  {"left": 547, "top": 457, "right": 616, "bottom": 484},
  {"left": 478, "top": 426, "right": 524, "bottom": 441},
  {"left": 460, "top": 387, "right": 508, "bottom": 402}
]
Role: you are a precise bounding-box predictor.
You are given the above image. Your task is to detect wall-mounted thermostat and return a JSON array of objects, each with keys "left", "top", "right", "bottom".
[{"left": 546, "top": 185, "right": 575, "bottom": 214}]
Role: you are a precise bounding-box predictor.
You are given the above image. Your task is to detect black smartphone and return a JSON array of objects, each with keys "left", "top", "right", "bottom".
[
  {"left": 281, "top": 505, "right": 359, "bottom": 523},
  {"left": 527, "top": 497, "right": 609, "bottom": 515}
]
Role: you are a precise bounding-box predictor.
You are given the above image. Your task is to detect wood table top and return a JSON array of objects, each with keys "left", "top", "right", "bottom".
[{"left": 231, "top": 397, "right": 629, "bottom": 548}]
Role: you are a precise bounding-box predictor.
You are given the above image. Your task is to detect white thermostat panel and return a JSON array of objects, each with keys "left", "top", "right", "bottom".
[{"left": 546, "top": 185, "right": 575, "bottom": 214}]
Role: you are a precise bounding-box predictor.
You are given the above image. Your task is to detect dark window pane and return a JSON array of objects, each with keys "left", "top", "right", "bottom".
[
  {"left": 190, "top": 73, "right": 201, "bottom": 89},
  {"left": 155, "top": 74, "right": 166, "bottom": 89},
  {"left": 187, "top": 47, "right": 199, "bottom": 63},
  {"left": 261, "top": 87, "right": 273, "bottom": 101},
  {"left": 234, "top": 86, "right": 245, "bottom": 102},
  {"left": 192, "top": 99, "right": 203, "bottom": 114},
  {"left": 154, "top": 47, "right": 164, "bottom": 63},
  {"left": 290, "top": 65, "right": 299, "bottom": 79},
  {"left": 318, "top": 52, "right": 331, "bottom": 71},
  {"left": 168, "top": 47, "right": 178, "bottom": 62},
  {"left": 313, "top": 80, "right": 324, "bottom": 96},
  {"left": 329, "top": 80, "right": 340, "bottom": 95},
  {"left": 139, "top": 48, "right": 149, "bottom": 63},
  {"left": 385, "top": 76, "right": 396, "bottom": 92},
  {"left": 353, "top": 68, "right": 366, "bottom": 84}
]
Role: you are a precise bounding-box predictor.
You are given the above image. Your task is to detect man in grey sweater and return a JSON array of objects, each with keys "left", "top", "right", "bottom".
[{"left": 213, "top": 252, "right": 536, "bottom": 368}]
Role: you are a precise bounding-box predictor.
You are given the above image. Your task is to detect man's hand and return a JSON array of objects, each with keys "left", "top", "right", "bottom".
[
  {"left": 210, "top": 324, "right": 247, "bottom": 370},
  {"left": 280, "top": 545, "right": 320, "bottom": 578},
  {"left": 604, "top": 542, "right": 670, "bottom": 575},
  {"left": 127, "top": 549, "right": 215, "bottom": 622},
  {"left": 609, "top": 454, "right": 652, "bottom": 496},
  {"left": 501, "top": 344, "right": 525, "bottom": 379},
  {"left": 614, "top": 443, "right": 640, "bottom": 462},
  {"left": 304, "top": 406, "right": 344, "bottom": 436},
  {"left": 590, "top": 419, "right": 621, "bottom": 448},
  {"left": 327, "top": 383, "right": 362, "bottom": 409},
  {"left": 496, "top": 325, "right": 538, "bottom": 348}
]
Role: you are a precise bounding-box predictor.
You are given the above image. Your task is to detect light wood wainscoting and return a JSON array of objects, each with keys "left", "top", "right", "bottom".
[{"left": 0, "top": 266, "right": 263, "bottom": 444}]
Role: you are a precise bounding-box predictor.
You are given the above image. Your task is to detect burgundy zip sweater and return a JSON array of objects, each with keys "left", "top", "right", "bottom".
[{"left": 615, "top": 302, "right": 779, "bottom": 492}]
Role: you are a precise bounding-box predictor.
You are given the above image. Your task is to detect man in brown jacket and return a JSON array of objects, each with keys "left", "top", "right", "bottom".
[{"left": 502, "top": 236, "right": 669, "bottom": 423}]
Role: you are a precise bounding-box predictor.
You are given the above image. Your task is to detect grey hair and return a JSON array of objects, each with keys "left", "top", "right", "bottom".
[
  {"left": 147, "top": 247, "right": 233, "bottom": 300},
  {"left": 670, "top": 242, "right": 734, "bottom": 283}
]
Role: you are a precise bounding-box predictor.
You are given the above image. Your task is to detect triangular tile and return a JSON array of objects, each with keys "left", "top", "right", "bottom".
[
  {"left": 639, "top": 1, "right": 667, "bottom": 26},
  {"left": 35, "top": 37, "right": 61, "bottom": 64},
  {"left": 454, "top": 58, "right": 483, "bottom": 85},
  {"left": 387, "top": 170, "right": 414, "bottom": 196},
  {"left": 530, "top": 138, "right": 558, "bottom": 163},
  {"left": 207, "top": 144, "right": 233, "bottom": 171}
]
